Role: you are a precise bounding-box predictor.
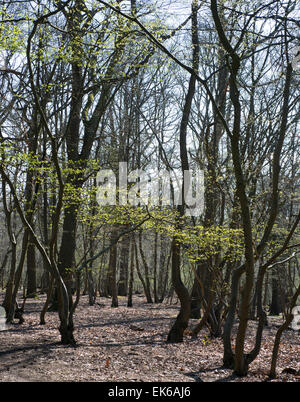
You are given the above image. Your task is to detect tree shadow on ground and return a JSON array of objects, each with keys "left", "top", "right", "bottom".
[
  {"left": 78, "top": 315, "right": 172, "bottom": 329},
  {"left": 183, "top": 366, "right": 241, "bottom": 382},
  {"left": 0, "top": 342, "right": 62, "bottom": 373}
]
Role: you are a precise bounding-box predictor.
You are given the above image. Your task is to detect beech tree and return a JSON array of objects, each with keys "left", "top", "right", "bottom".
[{"left": 0, "top": 0, "right": 299, "bottom": 378}]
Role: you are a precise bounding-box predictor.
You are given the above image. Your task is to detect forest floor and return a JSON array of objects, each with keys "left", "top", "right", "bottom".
[{"left": 0, "top": 293, "right": 299, "bottom": 383}]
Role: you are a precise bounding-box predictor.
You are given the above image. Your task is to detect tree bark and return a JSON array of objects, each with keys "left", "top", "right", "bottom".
[
  {"left": 118, "top": 234, "right": 130, "bottom": 296},
  {"left": 26, "top": 233, "right": 37, "bottom": 297},
  {"left": 127, "top": 239, "right": 135, "bottom": 307},
  {"left": 108, "top": 229, "right": 118, "bottom": 307},
  {"left": 167, "top": 0, "right": 199, "bottom": 343}
]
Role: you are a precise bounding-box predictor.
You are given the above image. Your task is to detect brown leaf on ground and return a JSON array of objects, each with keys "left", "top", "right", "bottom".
[{"left": 0, "top": 293, "right": 299, "bottom": 382}]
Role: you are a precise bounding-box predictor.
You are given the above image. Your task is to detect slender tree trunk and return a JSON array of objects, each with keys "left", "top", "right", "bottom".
[
  {"left": 167, "top": 237, "right": 191, "bottom": 343},
  {"left": 87, "top": 267, "right": 96, "bottom": 306},
  {"left": 157, "top": 234, "right": 169, "bottom": 303},
  {"left": 40, "top": 276, "right": 54, "bottom": 325},
  {"left": 26, "top": 233, "right": 37, "bottom": 297},
  {"left": 2, "top": 242, "right": 17, "bottom": 315},
  {"left": 167, "top": 0, "right": 199, "bottom": 343},
  {"left": 6, "top": 230, "right": 30, "bottom": 323},
  {"left": 269, "top": 270, "right": 281, "bottom": 315},
  {"left": 138, "top": 232, "right": 153, "bottom": 303},
  {"left": 0, "top": 250, "right": 10, "bottom": 289},
  {"left": 108, "top": 230, "right": 118, "bottom": 307},
  {"left": 134, "top": 240, "right": 152, "bottom": 303},
  {"left": 127, "top": 239, "right": 134, "bottom": 307},
  {"left": 190, "top": 262, "right": 204, "bottom": 319},
  {"left": 118, "top": 234, "right": 130, "bottom": 296},
  {"left": 153, "top": 231, "right": 159, "bottom": 303},
  {"left": 55, "top": 202, "right": 78, "bottom": 311}
]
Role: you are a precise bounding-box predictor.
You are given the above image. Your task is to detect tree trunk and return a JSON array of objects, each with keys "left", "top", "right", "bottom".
[
  {"left": 190, "top": 263, "right": 203, "bottom": 319},
  {"left": 127, "top": 239, "right": 134, "bottom": 307},
  {"left": 49, "top": 204, "right": 77, "bottom": 312},
  {"left": 40, "top": 276, "right": 54, "bottom": 325},
  {"left": 108, "top": 230, "right": 118, "bottom": 307},
  {"left": 134, "top": 240, "right": 152, "bottom": 303},
  {"left": 167, "top": 237, "right": 190, "bottom": 343},
  {"left": 2, "top": 242, "right": 17, "bottom": 315},
  {"left": 138, "top": 232, "right": 153, "bottom": 303},
  {"left": 26, "top": 233, "right": 37, "bottom": 297},
  {"left": 157, "top": 234, "right": 170, "bottom": 303},
  {"left": 118, "top": 234, "right": 130, "bottom": 296},
  {"left": 269, "top": 271, "right": 281, "bottom": 315}
]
